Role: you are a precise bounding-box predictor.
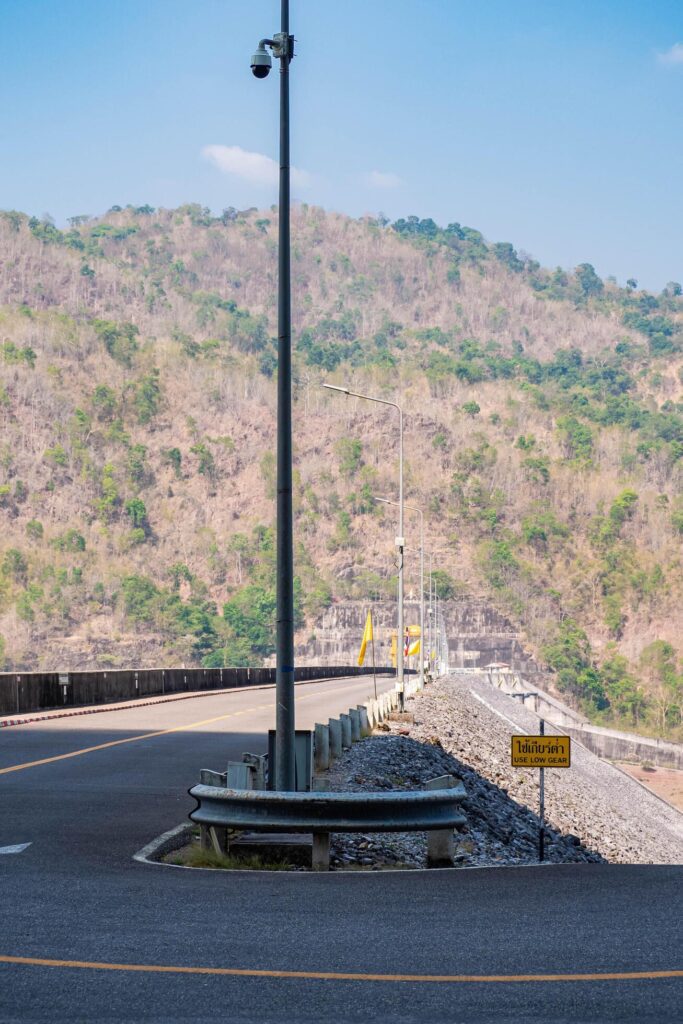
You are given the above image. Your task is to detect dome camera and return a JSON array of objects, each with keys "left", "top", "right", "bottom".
[{"left": 251, "top": 46, "right": 272, "bottom": 78}]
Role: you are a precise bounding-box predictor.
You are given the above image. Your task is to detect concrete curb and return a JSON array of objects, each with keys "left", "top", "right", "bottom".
[{"left": 133, "top": 820, "right": 577, "bottom": 876}]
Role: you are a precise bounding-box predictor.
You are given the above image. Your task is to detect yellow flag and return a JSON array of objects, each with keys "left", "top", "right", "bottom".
[
  {"left": 357, "top": 610, "right": 373, "bottom": 666},
  {"left": 408, "top": 639, "right": 421, "bottom": 657}
]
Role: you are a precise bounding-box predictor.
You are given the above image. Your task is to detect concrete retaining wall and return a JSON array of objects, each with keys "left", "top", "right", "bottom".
[{"left": 488, "top": 670, "right": 683, "bottom": 770}]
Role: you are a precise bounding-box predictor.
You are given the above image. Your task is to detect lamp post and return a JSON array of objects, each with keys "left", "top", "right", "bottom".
[
  {"left": 322, "top": 384, "right": 405, "bottom": 710},
  {"left": 372, "top": 496, "right": 424, "bottom": 692},
  {"left": 251, "top": 4, "right": 296, "bottom": 790}
]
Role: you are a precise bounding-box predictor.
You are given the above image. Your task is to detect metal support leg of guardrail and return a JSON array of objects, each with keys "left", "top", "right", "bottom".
[
  {"left": 312, "top": 832, "right": 330, "bottom": 871},
  {"left": 328, "top": 718, "right": 342, "bottom": 760},
  {"left": 358, "top": 705, "right": 371, "bottom": 736},
  {"left": 314, "top": 723, "right": 330, "bottom": 771},
  {"left": 349, "top": 708, "right": 361, "bottom": 742},
  {"left": 340, "top": 713, "right": 352, "bottom": 749},
  {"left": 425, "top": 775, "right": 459, "bottom": 868}
]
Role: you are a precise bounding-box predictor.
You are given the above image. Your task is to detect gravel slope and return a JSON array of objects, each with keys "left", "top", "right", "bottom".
[{"left": 319, "top": 674, "right": 683, "bottom": 868}]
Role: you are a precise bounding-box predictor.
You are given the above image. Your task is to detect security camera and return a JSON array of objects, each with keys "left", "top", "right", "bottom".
[{"left": 251, "top": 45, "right": 272, "bottom": 78}]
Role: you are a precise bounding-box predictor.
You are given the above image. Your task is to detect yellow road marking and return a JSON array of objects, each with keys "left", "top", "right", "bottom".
[
  {"left": 0, "top": 709, "right": 254, "bottom": 775},
  {"left": 0, "top": 682, "right": 360, "bottom": 776},
  {"left": 0, "top": 955, "right": 680, "bottom": 984}
]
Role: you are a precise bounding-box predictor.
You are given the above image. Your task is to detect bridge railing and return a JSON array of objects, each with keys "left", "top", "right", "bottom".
[{"left": 0, "top": 665, "right": 396, "bottom": 718}]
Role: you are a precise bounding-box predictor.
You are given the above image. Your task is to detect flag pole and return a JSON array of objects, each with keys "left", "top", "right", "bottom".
[{"left": 370, "top": 609, "right": 377, "bottom": 699}]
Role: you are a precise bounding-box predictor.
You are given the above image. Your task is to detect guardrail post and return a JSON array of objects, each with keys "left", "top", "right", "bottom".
[
  {"left": 340, "top": 713, "right": 352, "bottom": 749},
  {"left": 314, "top": 723, "right": 330, "bottom": 771},
  {"left": 349, "top": 708, "right": 361, "bottom": 742},
  {"left": 357, "top": 705, "right": 371, "bottom": 737},
  {"left": 328, "top": 718, "right": 342, "bottom": 760},
  {"left": 425, "top": 775, "right": 458, "bottom": 868},
  {"left": 312, "top": 832, "right": 330, "bottom": 871}
]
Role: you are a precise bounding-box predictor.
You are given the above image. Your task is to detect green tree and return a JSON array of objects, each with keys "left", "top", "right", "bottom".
[
  {"left": 93, "top": 319, "right": 139, "bottom": 366},
  {"left": 162, "top": 447, "right": 182, "bottom": 477},
  {"left": 335, "top": 437, "right": 363, "bottom": 478},
  {"left": 430, "top": 569, "right": 456, "bottom": 600},
  {"left": 96, "top": 463, "right": 119, "bottom": 520},
  {"left": 557, "top": 416, "right": 593, "bottom": 464},
  {"left": 133, "top": 368, "right": 161, "bottom": 424},
  {"left": 542, "top": 619, "right": 608, "bottom": 711},
  {"left": 44, "top": 444, "right": 68, "bottom": 468},
  {"left": 639, "top": 641, "right": 680, "bottom": 734},
  {"left": 25, "top": 520, "right": 43, "bottom": 541},
  {"left": 575, "top": 263, "right": 604, "bottom": 298},
  {"left": 125, "top": 498, "right": 147, "bottom": 530},
  {"left": 121, "top": 575, "right": 160, "bottom": 622},
  {"left": 2, "top": 548, "right": 27, "bottom": 583},
  {"left": 601, "top": 655, "right": 647, "bottom": 725},
  {"left": 223, "top": 584, "right": 277, "bottom": 658},
  {"left": 191, "top": 441, "right": 216, "bottom": 479},
  {"left": 91, "top": 384, "right": 117, "bottom": 420},
  {"left": 126, "top": 444, "right": 149, "bottom": 486}
]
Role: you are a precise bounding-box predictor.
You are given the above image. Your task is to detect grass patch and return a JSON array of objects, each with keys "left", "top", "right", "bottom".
[{"left": 167, "top": 843, "right": 296, "bottom": 871}]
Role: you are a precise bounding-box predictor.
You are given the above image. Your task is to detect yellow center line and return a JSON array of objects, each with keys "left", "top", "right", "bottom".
[
  {"left": 0, "top": 708, "right": 260, "bottom": 776},
  {"left": 0, "top": 955, "right": 680, "bottom": 984},
  {"left": 0, "top": 681, "right": 359, "bottom": 776}
]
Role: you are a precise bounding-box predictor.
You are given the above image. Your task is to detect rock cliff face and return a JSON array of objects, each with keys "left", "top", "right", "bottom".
[{"left": 297, "top": 598, "right": 542, "bottom": 674}]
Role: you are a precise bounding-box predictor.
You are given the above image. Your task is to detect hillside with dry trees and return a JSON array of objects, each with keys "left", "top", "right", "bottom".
[{"left": 0, "top": 203, "right": 681, "bottom": 737}]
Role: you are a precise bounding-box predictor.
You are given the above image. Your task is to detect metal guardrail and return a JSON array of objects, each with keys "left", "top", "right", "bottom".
[
  {"left": 188, "top": 777, "right": 467, "bottom": 870},
  {"left": 188, "top": 782, "right": 467, "bottom": 834}
]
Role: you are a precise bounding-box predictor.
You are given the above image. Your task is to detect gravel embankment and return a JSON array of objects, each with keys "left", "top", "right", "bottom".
[{"left": 319, "top": 674, "right": 683, "bottom": 869}]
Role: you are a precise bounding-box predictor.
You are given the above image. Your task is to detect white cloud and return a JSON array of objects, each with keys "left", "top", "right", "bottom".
[
  {"left": 364, "top": 170, "right": 403, "bottom": 189},
  {"left": 201, "top": 144, "right": 311, "bottom": 187},
  {"left": 657, "top": 42, "right": 683, "bottom": 66}
]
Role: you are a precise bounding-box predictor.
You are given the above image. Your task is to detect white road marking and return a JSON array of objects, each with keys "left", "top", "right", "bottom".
[{"left": 0, "top": 842, "right": 31, "bottom": 855}]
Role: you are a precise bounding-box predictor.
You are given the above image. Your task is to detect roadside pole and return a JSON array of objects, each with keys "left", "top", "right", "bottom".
[
  {"left": 539, "top": 719, "right": 545, "bottom": 863},
  {"left": 371, "top": 609, "right": 377, "bottom": 699}
]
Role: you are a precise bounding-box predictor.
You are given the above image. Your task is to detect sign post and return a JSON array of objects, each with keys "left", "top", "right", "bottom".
[
  {"left": 511, "top": 723, "right": 571, "bottom": 863},
  {"left": 539, "top": 719, "right": 545, "bottom": 862}
]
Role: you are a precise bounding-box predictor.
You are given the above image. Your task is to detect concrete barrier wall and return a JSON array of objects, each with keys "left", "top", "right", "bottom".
[
  {"left": 0, "top": 665, "right": 395, "bottom": 717},
  {"left": 489, "top": 670, "right": 683, "bottom": 770},
  {"left": 561, "top": 723, "right": 683, "bottom": 770}
]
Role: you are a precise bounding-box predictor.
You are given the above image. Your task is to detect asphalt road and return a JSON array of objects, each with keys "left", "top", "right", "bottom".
[{"left": 1, "top": 676, "right": 681, "bottom": 1023}]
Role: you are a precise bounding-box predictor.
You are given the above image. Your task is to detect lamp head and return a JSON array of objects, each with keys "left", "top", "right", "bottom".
[{"left": 251, "top": 44, "right": 272, "bottom": 78}]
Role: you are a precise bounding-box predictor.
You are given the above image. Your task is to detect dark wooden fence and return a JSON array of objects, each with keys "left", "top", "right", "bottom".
[{"left": 0, "top": 665, "right": 394, "bottom": 717}]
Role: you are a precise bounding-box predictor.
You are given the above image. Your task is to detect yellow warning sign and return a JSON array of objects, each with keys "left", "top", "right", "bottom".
[{"left": 511, "top": 735, "right": 571, "bottom": 768}]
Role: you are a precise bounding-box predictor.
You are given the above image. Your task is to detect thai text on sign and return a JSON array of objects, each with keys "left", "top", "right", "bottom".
[{"left": 511, "top": 735, "right": 571, "bottom": 768}]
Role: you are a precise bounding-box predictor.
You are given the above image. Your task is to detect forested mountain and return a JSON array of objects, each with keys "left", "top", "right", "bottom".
[{"left": 0, "top": 203, "right": 681, "bottom": 737}]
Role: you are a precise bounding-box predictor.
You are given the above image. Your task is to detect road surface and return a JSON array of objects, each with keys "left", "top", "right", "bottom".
[{"left": 1, "top": 675, "right": 681, "bottom": 1023}]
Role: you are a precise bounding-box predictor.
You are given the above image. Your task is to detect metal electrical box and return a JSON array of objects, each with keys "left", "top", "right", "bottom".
[{"left": 267, "top": 730, "right": 313, "bottom": 791}]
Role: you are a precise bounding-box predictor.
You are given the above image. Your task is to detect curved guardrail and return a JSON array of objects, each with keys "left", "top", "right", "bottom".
[{"left": 188, "top": 782, "right": 467, "bottom": 833}]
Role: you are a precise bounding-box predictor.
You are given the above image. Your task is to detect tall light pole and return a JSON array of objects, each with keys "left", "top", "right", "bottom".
[
  {"left": 372, "top": 497, "right": 424, "bottom": 692},
  {"left": 322, "top": 384, "right": 405, "bottom": 710},
  {"left": 428, "top": 552, "right": 433, "bottom": 675},
  {"left": 251, "top": 5, "right": 296, "bottom": 790}
]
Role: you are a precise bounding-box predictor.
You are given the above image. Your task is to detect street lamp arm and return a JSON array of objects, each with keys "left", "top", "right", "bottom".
[
  {"left": 321, "top": 383, "right": 401, "bottom": 415},
  {"left": 373, "top": 496, "right": 423, "bottom": 517}
]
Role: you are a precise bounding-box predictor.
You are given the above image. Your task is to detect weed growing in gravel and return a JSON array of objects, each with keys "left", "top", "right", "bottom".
[{"left": 169, "top": 846, "right": 294, "bottom": 871}]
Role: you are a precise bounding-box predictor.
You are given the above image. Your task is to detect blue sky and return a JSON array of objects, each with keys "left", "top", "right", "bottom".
[{"left": 0, "top": 0, "right": 681, "bottom": 289}]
